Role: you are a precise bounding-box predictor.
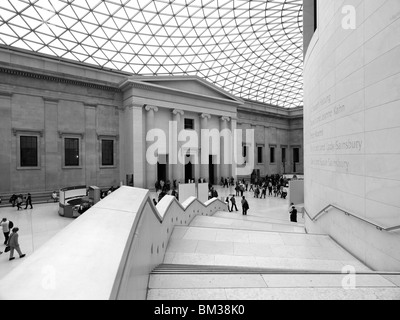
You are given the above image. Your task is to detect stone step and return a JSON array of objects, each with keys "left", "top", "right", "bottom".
[
  {"left": 190, "top": 215, "right": 305, "bottom": 234},
  {"left": 213, "top": 211, "right": 304, "bottom": 226},
  {"left": 165, "top": 225, "right": 371, "bottom": 273},
  {"left": 147, "top": 285, "right": 400, "bottom": 300}
]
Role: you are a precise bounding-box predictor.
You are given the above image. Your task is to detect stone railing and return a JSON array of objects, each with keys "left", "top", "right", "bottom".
[{"left": 0, "top": 186, "right": 227, "bottom": 300}]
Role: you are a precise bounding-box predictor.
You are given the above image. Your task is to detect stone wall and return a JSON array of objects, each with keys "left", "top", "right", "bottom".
[{"left": 304, "top": 0, "right": 400, "bottom": 271}]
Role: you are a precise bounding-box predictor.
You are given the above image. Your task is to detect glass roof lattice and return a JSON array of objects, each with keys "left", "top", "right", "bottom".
[{"left": 0, "top": 0, "right": 303, "bottom": 108}]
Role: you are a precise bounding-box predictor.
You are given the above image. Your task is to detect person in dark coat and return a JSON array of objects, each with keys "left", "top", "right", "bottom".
[
  {"left": 25, "top": 193, "right": 33, "bottom": 209},
  {"left": 241, "top": 196, "right": 249, "bottom": 216},
  {"left": 7, "top": 228, "right": 26, "bottom": 261},
  {"left": 9, "top": 194, "right": 17, "bottom": 207},
  {"left": 290, "top": 206, "right": 298, "bottom": 223}
]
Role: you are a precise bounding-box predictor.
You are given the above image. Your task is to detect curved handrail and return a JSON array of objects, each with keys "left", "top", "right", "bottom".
[{"left": 303, "top": 204, "right": 400, "bottom": 232}]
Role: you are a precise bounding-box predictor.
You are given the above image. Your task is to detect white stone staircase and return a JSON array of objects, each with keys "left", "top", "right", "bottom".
[{"left": 147, "top": 212, "right": 400, "bottom": 300}]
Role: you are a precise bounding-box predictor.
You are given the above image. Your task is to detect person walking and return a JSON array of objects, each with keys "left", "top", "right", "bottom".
[
  {"left": 1, "top": 218, "right": 12, "bottom": 245},
  {"left": 241, "top": 196, "right": 249, "bottom": 216},
  {"left": 16, "top": 194, "right": 23, "bottom": 211},
  {"left": 261, "top": 185, "right": 267, "bottom": 199},
  {"left": 230, "top": 195, "right": 238, "bottom": 212},
  {"left": 25, "top": 193, "right": 33, "bottom": 210},
  {"left": 7, "top": 228, "right": 26, "bottom": 261}
]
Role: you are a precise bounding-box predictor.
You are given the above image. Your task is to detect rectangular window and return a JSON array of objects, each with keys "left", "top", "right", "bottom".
[
  {"left": 294, "top": 148, "right": 300, "bottom": 163},
  {"left": 184, "top": 118, "right": 194, "bottom": 130},
  {"left": 270, "top": 147, "right": 276, "bottom": 164},
  {"left": 65, "top": 138, "right": 79, "bottom": 167},
  {"left": 243, "top": 146, "right": 247, "bottom": 158},
  {"left": 102, "top": 140, "right": 114, "bottom": 166},
  {"left": 20, "top": 136, "right": 38, "bottom": 167},
  {"left": 257, "top": 147, "right": 263, "bottom": 164},
  {"left": 282, "top": 148, "right": 286, "bottom": 163}
]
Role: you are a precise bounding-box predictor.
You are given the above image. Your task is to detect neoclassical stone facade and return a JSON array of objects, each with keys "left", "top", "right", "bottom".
[{"left": 0, "top": 47, "right": 303, "bottom": 193}]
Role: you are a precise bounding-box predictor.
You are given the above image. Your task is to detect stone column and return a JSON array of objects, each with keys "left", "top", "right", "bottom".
[
  {"left": 125, "top": 104, "right": 145, "bottom": 188},
  {"left": 230, "top": 118, "right": 238, "bottom": 180},
  {"left": 199, "top": 113, "right": 211, "bottom": 183},
  {"left": 170, "top": 109, "right": 185, "bottom": 184},
  {"left": 220, "top": 116, "right": 231, "bottom": 180},
  {"left": 145, "top": 105, "right": 159, "bottom": 190}
]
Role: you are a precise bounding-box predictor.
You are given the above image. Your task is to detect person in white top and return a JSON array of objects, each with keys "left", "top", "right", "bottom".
[{"left": 1, "top": 218, "right": 11, "bottom": 245}]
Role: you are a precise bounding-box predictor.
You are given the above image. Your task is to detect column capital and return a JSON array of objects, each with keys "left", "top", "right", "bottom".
[
  {"left": 200, "top": 113, "right": 211, "bottom": 120},
  {"left": 172, "top": 109, "right": 185, "bottom": 116},
  {"left": 145, "top": 105, "right": 159, "bottom": 113},
  {"left": 220, "top": 116, "right": 231, "bottom": 122}
]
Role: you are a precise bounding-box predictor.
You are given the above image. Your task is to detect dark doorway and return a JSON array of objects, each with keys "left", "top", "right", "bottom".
[
  {"left": 293, "top": 148, "right": 300, "bottom": 173},
  {"left": 209, "top": 155, "right": 216, "bottom": 185},
  {"left": 185, "top": 154, "right": 194, "bottom": 183},
  {"left": 157, "top": 155, "right": 168, "bottom": 182}
]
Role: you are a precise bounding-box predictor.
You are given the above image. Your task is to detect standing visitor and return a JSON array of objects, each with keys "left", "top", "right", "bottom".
[
  {"left": 290, "top": 206, "right": 298, "bottom": 223},
  {"left": 241, "top": 196, "right": 249, "bottom": 216}
]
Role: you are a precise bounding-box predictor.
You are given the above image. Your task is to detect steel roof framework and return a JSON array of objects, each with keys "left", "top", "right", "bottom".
[{"left": 0, "top": 0, "right": 303, "bottom": 108}]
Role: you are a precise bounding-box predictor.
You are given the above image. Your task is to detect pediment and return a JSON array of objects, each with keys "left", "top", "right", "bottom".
[{"left": 128, "top": 76, "right": 243, "bottom": 105}]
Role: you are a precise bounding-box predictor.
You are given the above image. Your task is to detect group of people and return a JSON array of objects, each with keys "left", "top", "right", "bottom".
[
  {"left": 225, "top": 195, "right": 250, "bottom": 216},
  {"left": 233, "top": 176, "right": 289, "bottom": 200},
  {"left": 220, "top": 177, "right": 235, "bottom": 188},
  {"left": 0, "top": 218, "right": 26, "bottom": 261},
  {"left": 8, "top": 193, "right": 33, "bottom": 211}
]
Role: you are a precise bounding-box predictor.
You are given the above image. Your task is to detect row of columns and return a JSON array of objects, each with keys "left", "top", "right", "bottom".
[{"left": 126, "top": 104, "right": 237, "bottom": 189}]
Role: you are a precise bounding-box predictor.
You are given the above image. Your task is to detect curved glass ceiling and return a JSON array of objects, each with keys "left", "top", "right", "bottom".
[{"left": 0, "top": 0, "right": 303, "bottom": 108}]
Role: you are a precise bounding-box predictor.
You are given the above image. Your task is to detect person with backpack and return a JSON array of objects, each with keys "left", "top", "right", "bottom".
[
  {"left": 1, "top": 218, "right": 13, "bottom": 245},
  {"left": 7, "top": 227, "right": 26, "bottom": 261}
]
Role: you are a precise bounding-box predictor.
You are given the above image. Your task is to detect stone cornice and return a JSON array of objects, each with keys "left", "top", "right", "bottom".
[
  {"left": 238, "top": 106, "right": 303, "bottom": 121},
  {"left": 0, "top": 67, "right": 121, "bottom": 93},
  {"left": 12, "top": 128, "right": 44, "bottom": 137},
  {"left": 43, "top": 97, "right": 59, "bottom": 103},
  {"left": 58, "top": 131, "right": 85, "bottom": 139},
  {"left": 0, "top": 91, "right": 13, "bottom": 97},
  {"left": 97, "top": 133, "right": 120, "bottom": 141}
]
